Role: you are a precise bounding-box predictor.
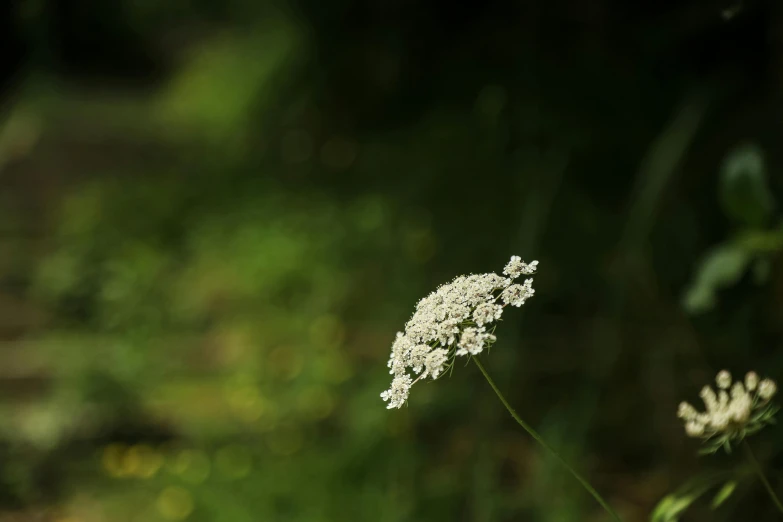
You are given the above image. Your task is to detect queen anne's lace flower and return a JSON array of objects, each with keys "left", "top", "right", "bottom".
[
  {"left": 759, "top": 379, "right": 777, "bottom": 400},
  {"left": 504, "top": 256, "right": 538, "bottom": 278},
  {"left": 408, "top": 344, "right": 430, "bottom": 374},
  {"left": 677, "top": 370, "right": 779, "bottom": 453},
  {"left": 423, "top": 348, "right": 449, "bottom": 379},
  {"left": 716, "top": 370, "right": 732, "bottom": 389},
  {"left": 745, "top": 371, "right": 759, "bottom": 391},
  {"left": 501, "top": 279, "right": 535, "bottom": 307},
  {"left": 456, "top": 326, "right": 496, "bottom": 356},
  {"left": 381, "top": 374, "right": 413, "bottom": 410},
  {"left": 685, "top": 420, "right": 705, "bottom": 437},
  {"left": 473, "top": 303, "right": 503, "bottom": 326},
  {"left": 381, "top": 255, "right": 538, "bottom": 409}
]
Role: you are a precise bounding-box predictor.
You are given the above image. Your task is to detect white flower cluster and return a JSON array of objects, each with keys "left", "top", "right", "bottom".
[
  {"left": 381, "top": 256, "right": 538, "bottom": 409},
  {"left": 677, "top": 370, "right": 779, "bottom": 453}
]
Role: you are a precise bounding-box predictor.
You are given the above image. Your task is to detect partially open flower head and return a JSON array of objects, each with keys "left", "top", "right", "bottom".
[
  {"left": 381, "top": 256, "right": 538, "bottom": 409},
  {"left": 677, "top": 370, "right": 779, "bottom": 454}
]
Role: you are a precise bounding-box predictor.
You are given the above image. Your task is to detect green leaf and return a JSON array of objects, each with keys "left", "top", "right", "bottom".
[
  {"left": 682, "top": 241, "right": 751, "bottom": 313},
  {"left": 651, "top": 491, "right": 705, "bottom": 522},
  {"left": 651, "top": 473, "right": 738, "bottom": 522},
  {"left": 710, "top": 480, "right": 737, "bottom": 509},
  {"left": 718, "top": 143, "right": 775, "bottom": 227}
]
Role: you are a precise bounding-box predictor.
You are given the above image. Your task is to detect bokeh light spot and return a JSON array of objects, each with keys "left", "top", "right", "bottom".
[
  {"left": 102, "top": 444, "right": 128, "bottom": 478},
  {"left": 131, "top": 444, "right": 163, "bottom": 478},
  {"left": 214, "top": 444, "right": 253, "bottom": 479},
  {"left": 156, "top": 487, "right": 194, "bottom": 520},
  {"left": 173, "top": 449, "right": 211, "bottom": 484}
]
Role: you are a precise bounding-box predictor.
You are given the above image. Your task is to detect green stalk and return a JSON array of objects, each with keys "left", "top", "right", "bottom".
[
  {"left": 472, "top": 356, "right": 623, "bottom": 522},
  {"left": 743, "top": 441, "right": 783, "bottom": 515}
]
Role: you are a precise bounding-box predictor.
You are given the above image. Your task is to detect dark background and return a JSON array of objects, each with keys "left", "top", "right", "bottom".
[{"left": 1, "top": 0, "right": 782, "bottom": 520}]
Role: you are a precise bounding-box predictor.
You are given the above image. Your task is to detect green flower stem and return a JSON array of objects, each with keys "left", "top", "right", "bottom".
[
  {"left": 743, "top": 441, "right": 783, "bottom": 515},
  {"left": 472, "top": 356, "right": 623, "bottom": 522}
]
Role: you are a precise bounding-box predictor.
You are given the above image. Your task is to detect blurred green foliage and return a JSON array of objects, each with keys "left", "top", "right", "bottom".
[
  {"left": 684, "top": 142, "right": 783, "bottom": 313},
  {"left": 651, "top": 473, "right": 741, "bottom": 522}
]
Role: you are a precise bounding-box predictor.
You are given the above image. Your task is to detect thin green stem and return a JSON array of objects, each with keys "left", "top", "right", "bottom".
[
  {"left": 471, "top": 356, "right": 623, "bottom": 522},
  {"left": 743, "top": 441, "right": 783, "bottom": 515}
]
